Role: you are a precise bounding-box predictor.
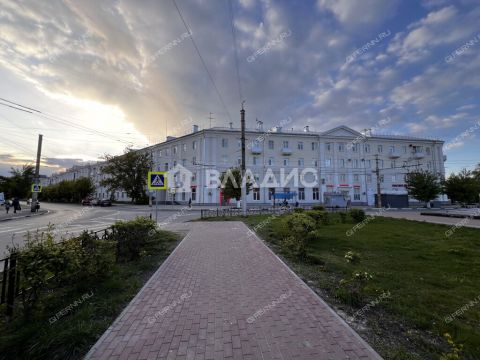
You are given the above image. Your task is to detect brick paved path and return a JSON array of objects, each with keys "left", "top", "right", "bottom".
[{"left": 86, "top": 222, "right": 381, "bottom": 360}]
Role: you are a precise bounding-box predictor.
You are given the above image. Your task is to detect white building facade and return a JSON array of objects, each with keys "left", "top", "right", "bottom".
[{"left": 49, "top": 125, "right": 446, "bottom": 206}]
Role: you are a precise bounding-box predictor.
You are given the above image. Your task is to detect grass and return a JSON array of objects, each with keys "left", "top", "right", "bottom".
[
  {"left": 0, "top": 230, "right": 181, "bottom": 360},
  {"left": 204, "top": 213, "right": 480, "bottom": 360}
]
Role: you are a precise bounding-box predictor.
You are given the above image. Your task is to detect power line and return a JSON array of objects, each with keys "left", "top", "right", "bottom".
[{"left": 171, "top": 0, "right": 232, "bottom": 123}]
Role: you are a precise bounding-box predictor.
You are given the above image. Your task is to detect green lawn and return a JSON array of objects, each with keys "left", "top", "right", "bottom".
[
  {"left": 206, "top": 214, "right": 480, "bottom": 360},
  {"left": 0, "top": 230, "right": 181, "bottom": 360}
]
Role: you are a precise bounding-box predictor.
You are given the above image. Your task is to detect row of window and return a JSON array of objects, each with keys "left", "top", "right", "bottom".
[{"left": 327, "top": 143, "right": 431, "bottom": 155}]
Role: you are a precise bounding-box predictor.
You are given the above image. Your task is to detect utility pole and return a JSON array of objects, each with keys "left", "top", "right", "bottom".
[
  {"left": 375, "top": 154, "right": 382, "bottom": 208},
  {"left": 31, "top": 134, "right": 43, "bottom": 212},
  {"left": 240, "top": 102, "right": 247, "bottom": 216}
]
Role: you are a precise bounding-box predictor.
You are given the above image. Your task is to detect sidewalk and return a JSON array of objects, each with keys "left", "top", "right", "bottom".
[
  {"left": 86, "top": 221, "right": 381, "bottom": 359},
  {"left": 0, "top": 209, "right": 48, "bottom": 222}
]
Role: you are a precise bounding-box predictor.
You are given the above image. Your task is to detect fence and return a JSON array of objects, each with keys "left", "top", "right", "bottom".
[
  {"left": 200, "top": 205, "right": 349, "bottom": 219},
  {"left": 0, "top": 226, "right": 113, "bottom": 317}
]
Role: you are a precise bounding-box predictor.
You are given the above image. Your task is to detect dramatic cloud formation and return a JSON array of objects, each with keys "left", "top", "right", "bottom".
[{"left": 0, "top": 0, "right": 478, "bottom": 176}]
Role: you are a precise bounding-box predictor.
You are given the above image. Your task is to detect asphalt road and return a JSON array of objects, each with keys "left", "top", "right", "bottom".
[{"left": 0, "top": 203, "right": 201, "bottom": 258}]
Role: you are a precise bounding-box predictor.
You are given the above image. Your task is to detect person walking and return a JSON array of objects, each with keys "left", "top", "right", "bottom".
[
  {"left": 188, "top": 198, "right": 192, "bottom": 208},
  {"left": 12, "top": 197, "right": 20, "bottom": 214},
  {"left": 5, "top": 200, "right": 10, "bottom": 214}
]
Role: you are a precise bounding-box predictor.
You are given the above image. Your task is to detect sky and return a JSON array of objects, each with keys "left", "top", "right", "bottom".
[{"left": 0, "top": 0, "right": 479, "bottom": 177}]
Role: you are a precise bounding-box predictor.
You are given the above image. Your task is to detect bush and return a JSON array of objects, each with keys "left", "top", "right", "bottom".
[
  {"left": 304, "top": 210, "right": 323, "bottom": 224},
  {"left": 112, "top": 217, "right": 157, "bottom": 261},
  {"left": 339, "top": 212, "right": 347, "bottom": 223},
  {"left": 293, "top": 208, "right": 304, "bottom": 213},
  {"left": 349, "top": 209, "right": 366, "bottom": 222},
  {"left": 281, "top": 235, "right": 307, "bottom": 259},
  {"left": 312, "top": 205, "right": 325, "bottom": 211},
  {"left": 284, "top": 213, "right": 316, "bottom": 238},
  {"left": 344, "top": 251, "right": 361, "bottom": 264}
]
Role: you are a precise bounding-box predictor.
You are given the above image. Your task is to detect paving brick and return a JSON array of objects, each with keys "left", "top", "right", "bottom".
[{"left": 85, "top": 222, "right": 382, "bottom": 359}]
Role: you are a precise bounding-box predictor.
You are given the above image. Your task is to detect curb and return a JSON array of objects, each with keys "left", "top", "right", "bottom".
[{"left": 0, "top": 210, "right": 51, "bottom": 222}]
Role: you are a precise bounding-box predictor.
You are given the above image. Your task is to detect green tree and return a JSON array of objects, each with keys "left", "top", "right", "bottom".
[
  {"left": 219, "top": 168, "right": 252, "bottom": 201},
  {"left": 444, "top": 169, "right": 480, "bottom": 204},
  {"left": 100, "top": 148, "right": 151, "bottom": 203},
  {"left": 73, "top": 177, "right": 95, "bottom": 202},
  {"left": 0, "top": 164, "right": 35, "bottom": 199},
  {"left": 405, "top": 170, "right": 442, "bottom": 204}
]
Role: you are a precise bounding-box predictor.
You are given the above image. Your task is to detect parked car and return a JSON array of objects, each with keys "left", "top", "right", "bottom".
[
  {"left": 82, "top": 198, "right": 99, "bottom": 206},
  {"left": 100, "top": 199, "right": 112, "bottom": 207}
]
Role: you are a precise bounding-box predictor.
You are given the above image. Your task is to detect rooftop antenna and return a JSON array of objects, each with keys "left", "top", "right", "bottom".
[{"left": 208, "top": 112, "right": 214, "bottom": 128}]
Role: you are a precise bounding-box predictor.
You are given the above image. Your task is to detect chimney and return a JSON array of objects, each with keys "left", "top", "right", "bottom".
[
  {"left": 229, "top": 122, "right": 233, "bottom": 129},
  {"left": 192, "top": 124, "right": 199, "bottom": 133},
  {"left": 304, "top": 125, "right": 310, "bottom": 132},
  {"left": 256, "top": 119, "right": 263, "bottom": 131},
  {"left": 275, "top": 126, "right": 282, "bottom": 133}
]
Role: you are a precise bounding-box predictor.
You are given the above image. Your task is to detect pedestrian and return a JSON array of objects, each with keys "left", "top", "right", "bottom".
[
  {"left": 12, "top": 197, "right": 20, "bottom": 214},
  {"left": 5, "top": 200, "right": 10, "bottom": 214},
  {"left": 295, "top": 201, "right": 299, "bottom": 208},
  {"left": 35, "top": 201, "right": 40, "bottom": 212},
  {"left": 188, "top": 198, "right": 192, "bottom": 208}
]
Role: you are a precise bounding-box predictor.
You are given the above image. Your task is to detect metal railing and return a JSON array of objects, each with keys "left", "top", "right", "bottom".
[{"left": 200, "top": 205, "right": 349, "bottom": 219}]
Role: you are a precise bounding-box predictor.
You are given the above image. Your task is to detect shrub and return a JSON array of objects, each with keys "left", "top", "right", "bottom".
[
  {"left": 304, "top": 210, "right": 324, "bottom": 224},
  {"left": 312, "top": 205, "right": 325, "bottom": 211},
  {"left": 320, "top": 211, "right": 332, "bottom": 225},
  {"left": 339, "top": 212, "right": 347, "bottom": 223},
  {"left": 284, "top": 213, "right": 316, "bottom": 238},
  {"left": 281, "top": 235, "right": 307, "bottom": 259},
  {"left": 349, "top": 209, "right": 366, "bottom": 222},
  {"left": 336, "top": 271, "right": 373, "bottom": 307},
  {"left": 112, "top": 217, "right": 157, "bottom": 261},
  {"left": 293, "top": 208, "right": 304, "bottom": 213}
]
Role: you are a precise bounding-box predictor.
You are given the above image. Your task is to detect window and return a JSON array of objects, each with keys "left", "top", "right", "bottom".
[
  {"left": 313, "top": 188, "right": 319, "bottom": 200},
  {"left": 283, "top": 158, "right": 289, "bottom": 166},
  {"left": 380, "top": 175, "right": 384, "bottom": 183},
  {"left": 173, "top": 160, "right": 177, "bottom": 167},
  {"left": 181, "top": 192, "right": 186, "bottom": 201},
  {"left": 192, "top": 156, "right": 196, "bottom": 165},
  {"left": 253, "top": 156, "right": 259, "bottom": 165},
  {"left": 192, "top": 173, "right": 196, "bottom": 182},
  {"left": 426, "top": 147, "right": 431, "bottom": 155},
  {"left": 352, "top": 144, "right": 358, "bottom": 152},
  {"left": 326, "top": 143, "right": 332, "bottom": 151},
  {"left": 253, "top": 188, "right": 260, "bottom": 201},
  {"left": 391, "top": 160, "right": 395, "bottom": 168},
  {"left": 165, "top": 148, "right": 170, "bottom": 156},
  {"left": 402, "top": 145, "right": 407, "bottom": 153},
  {"left": 392, "top": 175, "right": 396, "bottom": 182},
  {"left": 182, "top": 144, "right": 187, "bottom": 152},
  {"left": 268, "top": 157, "right": 274, "bottom": 166},
  {"left": 237, "top": 158, "right": 241, "bottom": 166},
  {"left": 222, "top": 138, "right": 228, "bottom": 148},
  {"left": 159, "top": 150, "right": 162, "bottom": 157},
  {"left": 312, "top": 142, "right": 318, "bottom": 151},
  {"left": 173, "top": 146, "right": 178, "bottom": 155},
  {"left": 312, "top": 159, "right": 318, "bottom": 167},
  {"left": 427, "top": 161, "right": 432, "bottom": 170},
  {"left": 268, "top": 140, "right": 274, "bottom": 150},
  {"left": 367, "top": 175, "right": 372, "bottom": 182},
  {"left": 353, "top": 159, "right": 359, "bottom": 168},
  {"left": 164, "top": 162, "right": 169, "bottom": 170},
  {"left": 389, "top": 145, "right": 395, "bottom": 153},
  {"left": 298, "top": 141, "right": 304, "bottom": 150},
  {"left": 378, "top": 145, "right": 383, "bottom": 153},
  {"left": 182, "top": 159, "right": 187, "bottom": 166},
  {"left": 298, "top": 188, "right": 305, "bottom": 200},
  {"left": 339, "top": 159, "right": 345, "bottom": 168},
  {"left": 364, "top": 144, "right": 370, "bottom": 153},
  {"left": 192, "top": 141, "right": 197, "bottom": 150},
  {"left": 298, "top": 158, "right": 304, "bottom": 166},
  {"left": 338, "top": 143, "right": 345, "bottom": 152},
  {"left": 283, "top": 140, "right": 289, "bottom": 148},
  {"left": 325, "top": 158, "right": 332, "bottom": 167},
  {"left": 339, "top": 174, "right": 346, "bottom": 182},
  {"left": 191, "top": 187, "right": 196, "bottom": 201},
  {"left": 354, "top": 174, "right": 360, "bottom": 182},
  {"left": 268, "top": 188, "right": 275, "bottom": 200}
]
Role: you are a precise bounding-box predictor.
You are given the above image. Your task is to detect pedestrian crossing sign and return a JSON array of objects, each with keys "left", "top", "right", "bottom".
[
  {"left": 31, "top": 184, "right": 42, "bottom": 193},
  {"left": 148, "top": 171, "right": 167, "bottom": 190}
]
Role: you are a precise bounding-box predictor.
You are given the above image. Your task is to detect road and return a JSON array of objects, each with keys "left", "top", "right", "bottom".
[{"left": 0, "top": 202, "right": 201, "bottom": 258}]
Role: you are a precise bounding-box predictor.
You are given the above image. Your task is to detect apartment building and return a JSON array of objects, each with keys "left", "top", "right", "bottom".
[{"left": 49, "top": 124, "right": 446, "bottom": 206}]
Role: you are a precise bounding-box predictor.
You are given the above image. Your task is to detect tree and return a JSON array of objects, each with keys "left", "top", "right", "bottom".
[
  {"left": 405, "top": 170, "right": 442, "bottom": 204},
  {"left": 0, "top": 164, "right": 35, "bottom": 199},
  {"left": 219, "top": 168, "right": 252, "bottom": 201},
  {"left": 74, "top": 177, "right": 95, "bottom": 202},
  {"left": 101, "top": 148, "right": 151, "bottom": 203},
  {"left": 444, "top": 169, "right": 480, "bottom": 204}
]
